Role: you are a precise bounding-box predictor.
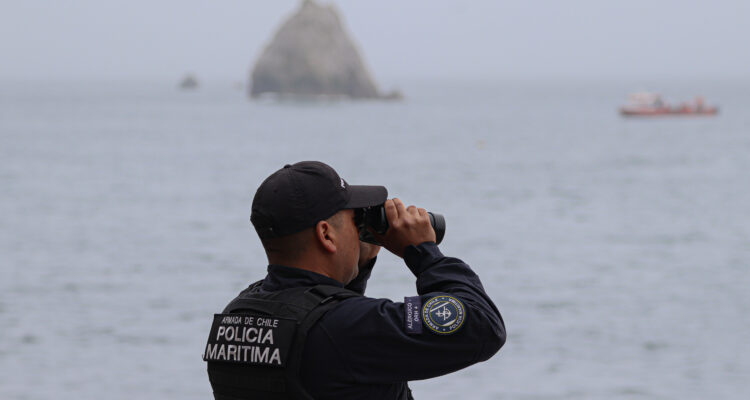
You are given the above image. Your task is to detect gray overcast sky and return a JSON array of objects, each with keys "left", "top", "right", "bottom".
[{"left": 1, "top": 0, "right": 748, "bottom": 82}]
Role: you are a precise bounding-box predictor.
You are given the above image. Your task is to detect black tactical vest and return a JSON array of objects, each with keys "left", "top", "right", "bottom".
[{"left": 204, "top": 281, "right": 361, "bottom": 400}]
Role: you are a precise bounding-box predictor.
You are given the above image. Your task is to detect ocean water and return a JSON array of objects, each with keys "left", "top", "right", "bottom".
[{"left": 1, "top": 79, "right": 749, "bottom": 399}]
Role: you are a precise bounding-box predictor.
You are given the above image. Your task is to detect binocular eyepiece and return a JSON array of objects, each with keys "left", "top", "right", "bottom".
[{"left": 355, "top": 205, "right": 446, "bottom": 246}]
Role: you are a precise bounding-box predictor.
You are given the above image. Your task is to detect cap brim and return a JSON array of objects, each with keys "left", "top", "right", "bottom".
[{"left": 345, "top": 185, "right": 388, "bottom": 208}]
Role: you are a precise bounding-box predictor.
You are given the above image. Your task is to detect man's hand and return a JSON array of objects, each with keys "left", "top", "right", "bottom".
[
  {"left": 358, "top": 241, "right": 380, "bottom": 268},
  {"left": 374, "top": 198, "right": 436, "bottom": 258}
]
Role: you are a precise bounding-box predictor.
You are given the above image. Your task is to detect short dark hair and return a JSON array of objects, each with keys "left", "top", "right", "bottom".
[
  {"left": 260, "top": 228, "right": 312, "bottom": 261},
  {"left": 259, "top": 212, "right": 344, "bottom": 262}
]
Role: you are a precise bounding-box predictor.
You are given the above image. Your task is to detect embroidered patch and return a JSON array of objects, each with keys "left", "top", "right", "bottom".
[
  {"left": 404, "top": 296, "right": 422, "bottom": 334},
  {"left": 422, "top": 295, "right": 466, "bottom": 335}
]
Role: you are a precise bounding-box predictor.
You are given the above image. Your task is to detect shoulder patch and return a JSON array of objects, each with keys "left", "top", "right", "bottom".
[{"left": 422, "top": 295, "right": 466, "bottom": 335}]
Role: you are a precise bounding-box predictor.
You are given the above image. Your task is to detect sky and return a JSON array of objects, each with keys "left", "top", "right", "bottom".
[{"left": 1, "top": 0, "right": 748, "bottom": 82}]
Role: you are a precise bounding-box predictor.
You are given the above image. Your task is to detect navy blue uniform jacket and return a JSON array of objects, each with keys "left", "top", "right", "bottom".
[{"left": 258, "top": 242, "right": 505, "bottom": 399}]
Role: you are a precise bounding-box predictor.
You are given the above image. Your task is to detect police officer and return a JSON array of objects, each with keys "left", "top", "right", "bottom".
[{"left": 204, "top": 161, "right": 505, "bottom": 400}]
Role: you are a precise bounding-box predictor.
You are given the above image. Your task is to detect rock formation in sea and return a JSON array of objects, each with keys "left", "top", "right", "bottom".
[{"left": 249, "top": 0, "right": 397, "bottom": 100}]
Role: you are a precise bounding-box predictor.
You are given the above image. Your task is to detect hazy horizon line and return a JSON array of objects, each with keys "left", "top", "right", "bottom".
[{"left": 2, "top": 73, "right": 749, "bottom": 86}]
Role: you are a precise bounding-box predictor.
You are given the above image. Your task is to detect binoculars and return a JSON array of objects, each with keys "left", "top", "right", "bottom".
[{"left": 355, "top": 205, "right": 446, "bottom": 246}]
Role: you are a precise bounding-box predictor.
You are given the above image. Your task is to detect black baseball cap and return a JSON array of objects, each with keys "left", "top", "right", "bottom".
[{"left": 250, "top": 161, "right": 387, "bottom": 239}]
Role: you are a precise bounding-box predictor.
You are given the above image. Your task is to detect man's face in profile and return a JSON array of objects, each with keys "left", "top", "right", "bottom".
[{"left": 334, "top": 209, "right": 361, "bottom": 284}]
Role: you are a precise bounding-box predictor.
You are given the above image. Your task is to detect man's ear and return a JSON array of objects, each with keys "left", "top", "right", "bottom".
[{"left": 314, "top": 220, "right": 337, "bottom": 253}]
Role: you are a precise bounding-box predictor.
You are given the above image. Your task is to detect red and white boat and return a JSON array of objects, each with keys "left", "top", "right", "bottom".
[{"left": 619, "top": 92, "right": 718, "bottom": 116}]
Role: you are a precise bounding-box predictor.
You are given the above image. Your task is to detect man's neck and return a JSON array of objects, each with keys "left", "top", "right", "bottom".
[{"left": 268, "top": 254, "right": 342, "bottom": 283}]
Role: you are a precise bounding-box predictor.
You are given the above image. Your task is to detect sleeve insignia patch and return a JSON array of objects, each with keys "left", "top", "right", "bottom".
[{"left": 422, "top": 295, "right": 466, "bottom": 335}]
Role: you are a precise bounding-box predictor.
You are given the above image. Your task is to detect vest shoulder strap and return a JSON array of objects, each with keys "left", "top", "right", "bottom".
[{"left": 285, "top": 285, "right": 360, "bottom": 399}]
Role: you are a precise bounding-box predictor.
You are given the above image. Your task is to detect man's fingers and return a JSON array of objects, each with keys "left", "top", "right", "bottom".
[
  {"left": 378, "top": 199, "right": 436, "bottom": 258},
  {"left": 393, "top": 198, "right": 407, "bottom": 218},
  {"left": 383, "top": 199, "right": 398, "bottom": 224}
]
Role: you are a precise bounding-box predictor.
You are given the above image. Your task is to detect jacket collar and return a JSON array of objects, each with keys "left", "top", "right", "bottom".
[{"left": 261, "top": 264, "right": 343, "bottom": 291}]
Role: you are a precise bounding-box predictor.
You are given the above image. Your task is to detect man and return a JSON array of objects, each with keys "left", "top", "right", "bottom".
[{"left": 204, "top": 161, "right": 505, "bottom": 400}]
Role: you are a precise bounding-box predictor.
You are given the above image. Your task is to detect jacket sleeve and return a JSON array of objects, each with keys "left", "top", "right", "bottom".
[{"left": 313, "top": 242, "right": 506, "bottom": 384}]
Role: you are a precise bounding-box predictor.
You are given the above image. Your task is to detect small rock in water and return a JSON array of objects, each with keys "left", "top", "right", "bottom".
[{"left": 179, "top": 74, "right": 199, "bottom": 90}]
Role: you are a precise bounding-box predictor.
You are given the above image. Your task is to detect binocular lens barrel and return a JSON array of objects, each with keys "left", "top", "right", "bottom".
[
  {"left": 358, "top": 206, "right": 446, "bottom": 246},
  {"left": 428, "top": 212, "right": 446, "bottom": 245}
]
